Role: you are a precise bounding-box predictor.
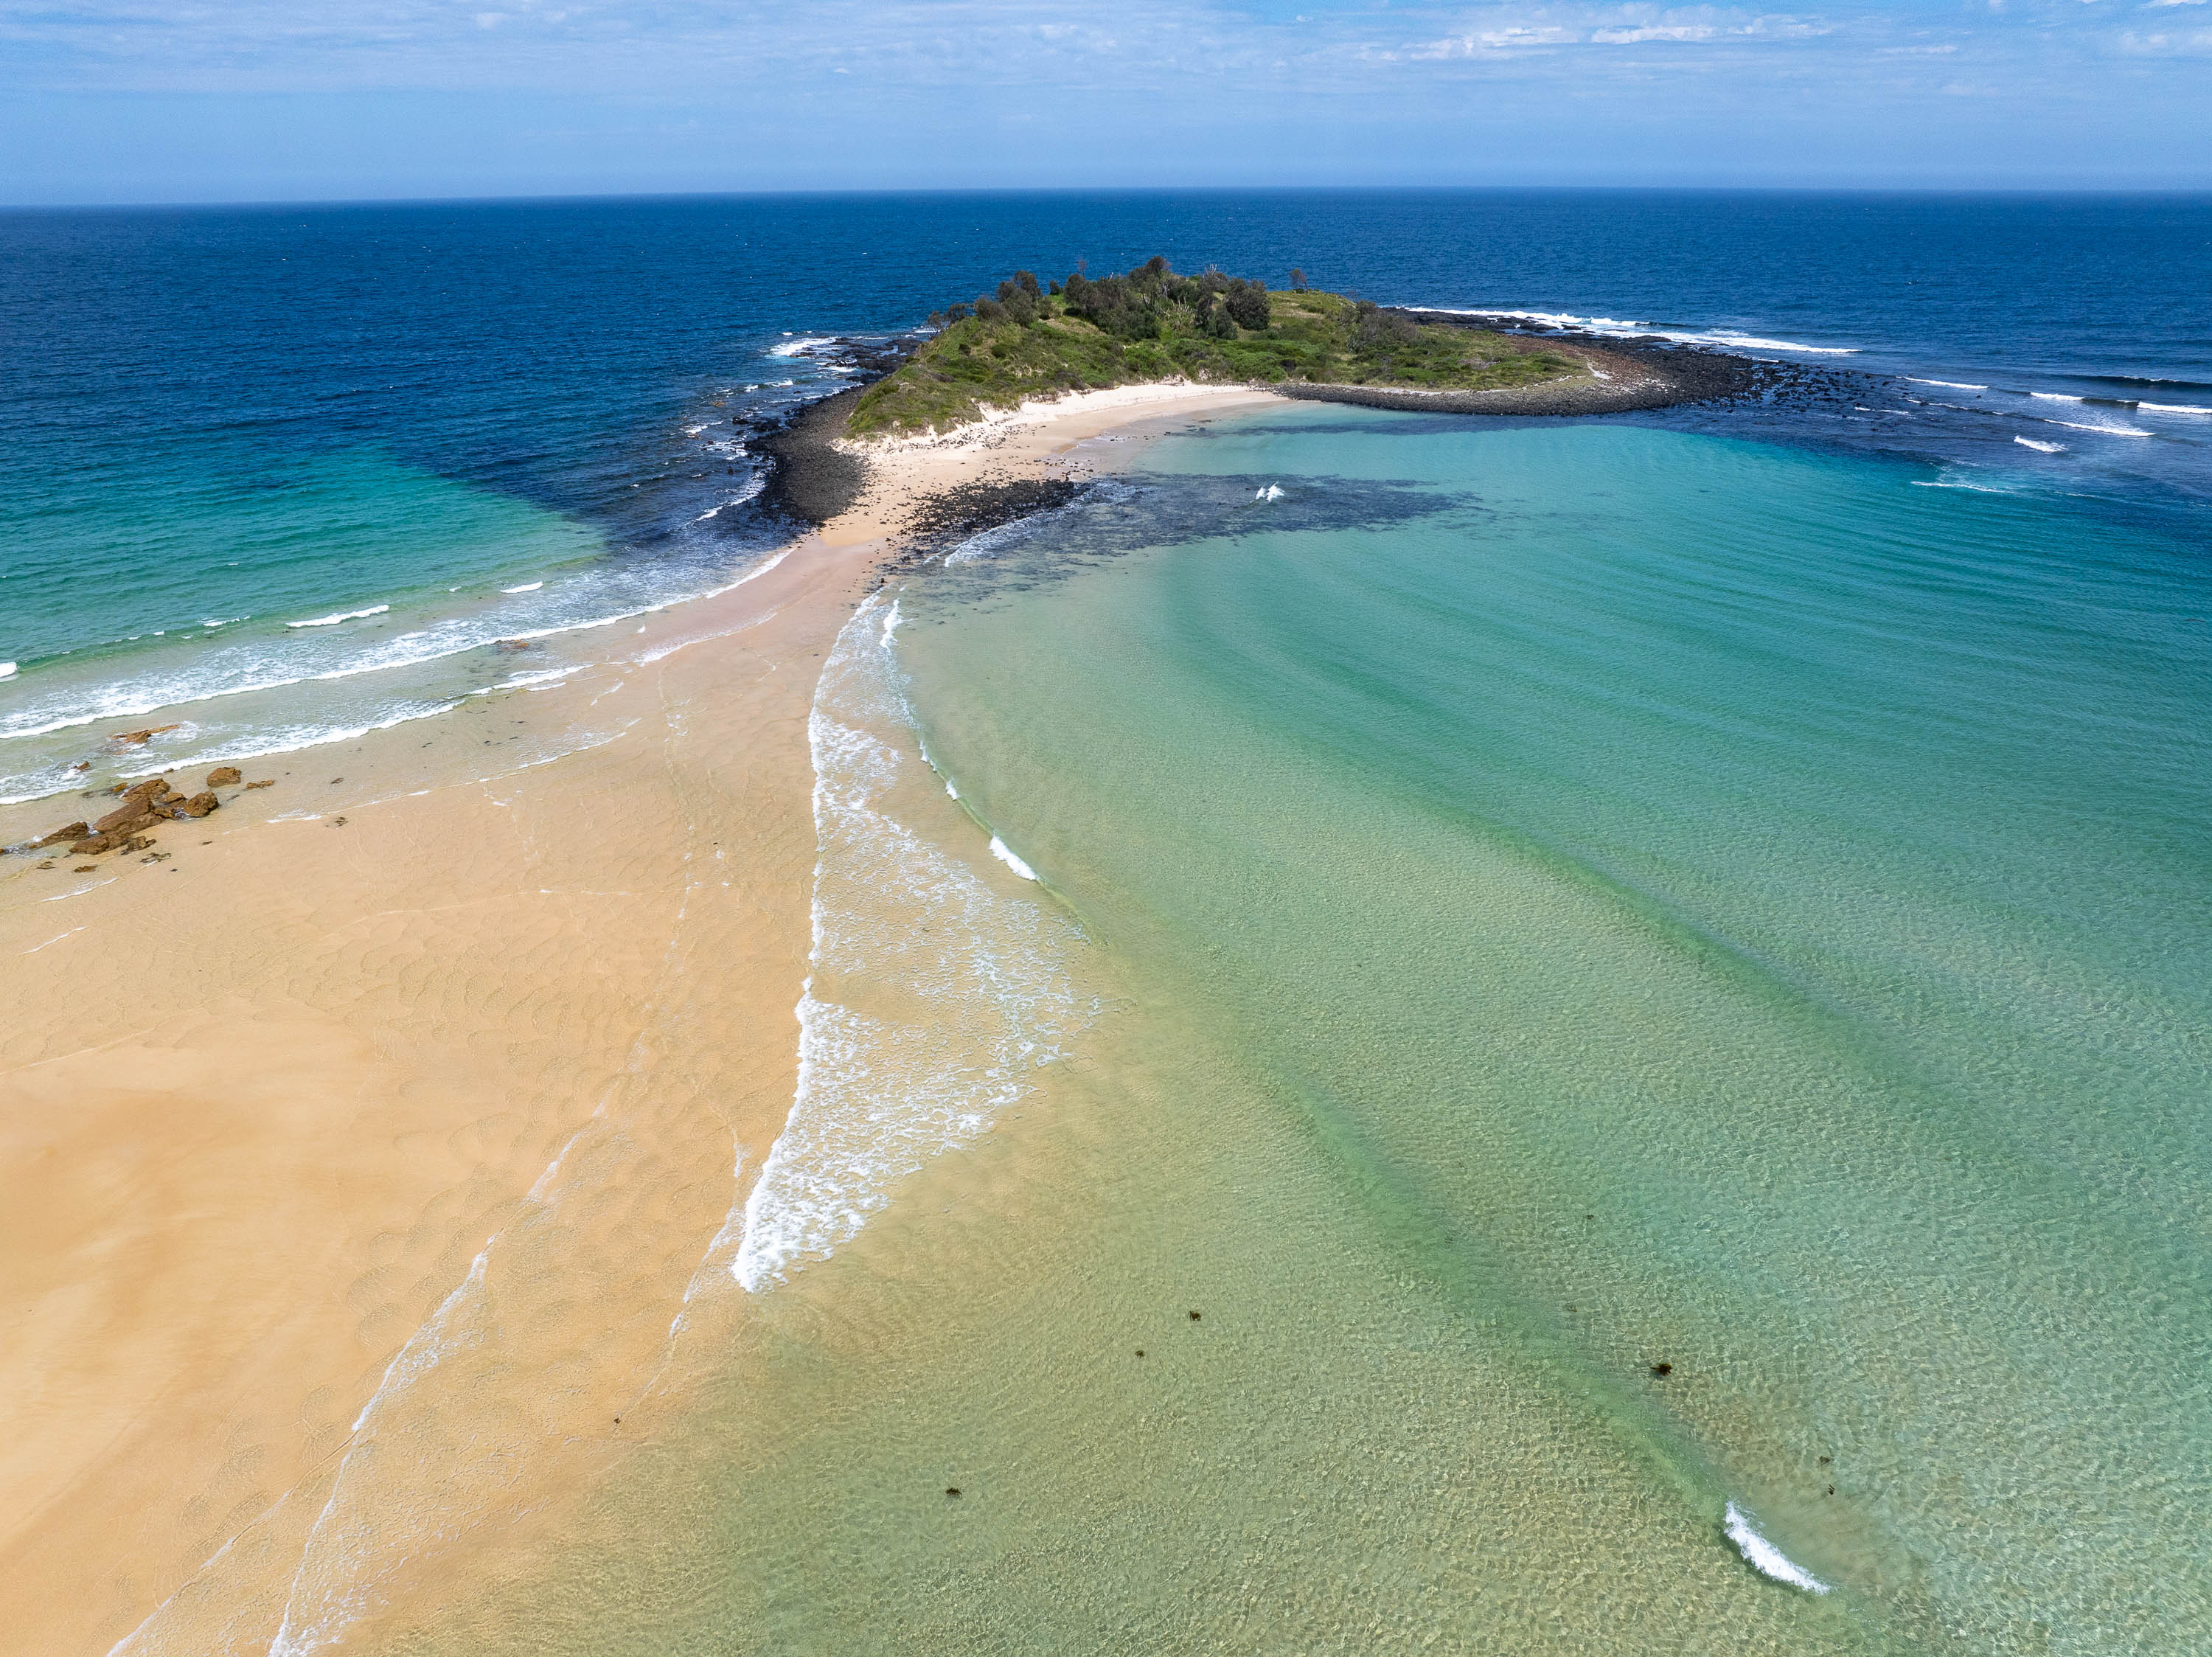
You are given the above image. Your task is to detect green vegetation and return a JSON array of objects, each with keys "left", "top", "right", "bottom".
[{"left": 845, "top": 259, "right": 1589, "bottom": 438}]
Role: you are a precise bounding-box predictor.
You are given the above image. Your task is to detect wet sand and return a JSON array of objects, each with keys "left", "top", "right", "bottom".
[{"left": 0, "top": 383, "right": 1277, "bottom": 1657}]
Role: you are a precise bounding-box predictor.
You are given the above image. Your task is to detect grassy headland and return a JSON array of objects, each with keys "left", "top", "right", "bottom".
[{"left": 846, "top": 259, "right": 1587, "bottom": 438}]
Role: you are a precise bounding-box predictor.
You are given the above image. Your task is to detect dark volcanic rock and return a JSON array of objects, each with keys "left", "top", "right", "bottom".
[
  {"left": 905, "top": 478, "right": 1082, "bottom": 550},
  {"left": 756, "top": 386, "right": 871, "bottom": 527}
]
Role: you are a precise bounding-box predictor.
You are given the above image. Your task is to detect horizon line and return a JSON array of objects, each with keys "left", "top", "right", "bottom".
[{"left": 10, "top": 181, "right": 2212, "bottom": 215}]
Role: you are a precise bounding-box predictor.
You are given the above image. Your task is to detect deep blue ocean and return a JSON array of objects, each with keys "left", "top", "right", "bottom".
[{"left": 1, "top": 191, "right": 2208, "bottom": 804}]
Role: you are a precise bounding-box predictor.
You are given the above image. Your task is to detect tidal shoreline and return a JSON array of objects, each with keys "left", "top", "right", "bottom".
[{"left": 0, "top": 379, "right": 1274, "bottom": 1657}]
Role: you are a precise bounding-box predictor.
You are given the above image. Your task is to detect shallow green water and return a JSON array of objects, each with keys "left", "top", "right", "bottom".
[{"left": 413, "top": 409, "right": 2210, "bottom": 1654}]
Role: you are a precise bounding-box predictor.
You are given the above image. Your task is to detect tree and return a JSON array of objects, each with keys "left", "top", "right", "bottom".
[
  {"left": 1223, "top": 278, "right": 1270, "bottom": 330},
  {"left": 1289, "top": 268, "right": 1307, "bottom": 291}
]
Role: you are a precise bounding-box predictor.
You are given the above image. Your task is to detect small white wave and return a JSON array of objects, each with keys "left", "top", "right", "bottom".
[
  {"left": 2015, "top": 437, "right": 2066, "bottom": 454},
  {"left": 2044, "top": 419, "right": 2152, "bottom": 438},
  {"left": 1724, "top": 1503, "right": 1830, "bottom": 1594},
  {"left": 2030, "top": 392, "right": 2084, "bottom": 403},
  {"left": 1, "top": 547, "right": 795, "bottom": 760},
  {"left": 2140, "top": 402, "right": 2212, "bottom": 417},
  {"left": 286, "top": 604, "right": 389, "bottom": 628},
  {"left": 1697, "top": 330, "right": 1859, "bottom": 356},
  {"left": 501, "top": 581, "right": 543, "bottom": 594},
  {"left": 1910, "top": 378, "right": 1986, "bottom": 390},
  {"left": 1913, "top": 478, "right": 2020, "bottom": 494},
  {"left": 0, "top": 662, "right": 15, "bottom": 679},
  {"left": 988, "top": 836, "right": 1037, "bottom": 880},
  {"left": 1434, "top": 308, "right": 1858, "bottom": 355},
  {"left": 1254, "top": 483, "right": 1284, "bottom": 501},
  {"left": 768, "top": 336, "right": 837, "bottom": 358},
  {"left": 945, "top": 779, "right": 959, "bottom": 799}
]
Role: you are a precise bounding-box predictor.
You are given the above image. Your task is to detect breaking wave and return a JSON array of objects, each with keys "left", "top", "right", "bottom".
[
  {"left": 1723, "top": 1502, "right": 1831, "bottom": 1594},
  {"left": 734, "top": 591, "right": 1088, "bottom": 1291}
]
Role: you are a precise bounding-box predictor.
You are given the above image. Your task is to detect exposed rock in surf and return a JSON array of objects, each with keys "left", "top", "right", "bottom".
[
  {"left": 206, "top": 766, "right": 242, "bottom": 787},
  {"left": 757, "top": 385, "right": 873, "bottom": 527},
  {"left": 109, "top": 724, "right": 181, "bottom": 746},
  {"left": 93, "top": 802, "right": 158, "bottom": 836},
  {"left": 33, "top": 821, "right": 90, "bottom": 848},
  {"left": 495, "top": 639, "right": 534, "bottom": 652}
]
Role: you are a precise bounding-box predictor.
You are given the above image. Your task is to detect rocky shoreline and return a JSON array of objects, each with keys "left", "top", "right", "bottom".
[
  {"left": 1281, "top": 316, "right": 1767, "bottom": 416},
  {"left": 17, "top": 765, "right": 272, "bottom": 868}
]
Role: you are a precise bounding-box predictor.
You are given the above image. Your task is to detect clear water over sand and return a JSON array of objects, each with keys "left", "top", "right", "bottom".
[{"left": 396, "top": 409, "right": 2209, "bottom": 1653}]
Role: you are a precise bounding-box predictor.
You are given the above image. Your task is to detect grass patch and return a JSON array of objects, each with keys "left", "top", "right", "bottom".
[{"left": 845, "top": 263, "right": 1587, "bottom": 438}]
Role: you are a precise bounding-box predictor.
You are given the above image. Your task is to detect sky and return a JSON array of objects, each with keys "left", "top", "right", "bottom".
[{"left": 1, "top": 1, "right": 2208, "bottom": 205}]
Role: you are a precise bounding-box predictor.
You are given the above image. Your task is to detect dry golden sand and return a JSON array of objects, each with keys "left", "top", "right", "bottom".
[{"left": 0, "top": 383, "right": 1278, "bottom": 1657}]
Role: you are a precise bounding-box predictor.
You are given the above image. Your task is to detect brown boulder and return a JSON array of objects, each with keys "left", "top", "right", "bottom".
[
  {"left": 110, "top": 725, "right": 181, "bottom": 746},
  {"left": 246, "top": 779, "right": 275, "bottom": 790},
  {"left": 180, "top": 792, "right": 219, "bottom": 819},
  {"left": 33, "top": 821, "right": 90, "bottom": 848},
  {"left": 93, "top": 802, "right": 156, "bottom": 836},
  {"left": 69, "top": 833, "right": 116, "bottom": 855},
  {"left": 122, "top": 777, "right": 170, "bottom": 802},
  {"left": 206, "top": 766, "right": 243, "bottom": 787}
]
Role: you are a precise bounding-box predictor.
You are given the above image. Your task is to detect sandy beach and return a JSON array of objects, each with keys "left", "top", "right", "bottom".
[{"left": 0, "top": 383, "right": 1279, "bottom": 1657}]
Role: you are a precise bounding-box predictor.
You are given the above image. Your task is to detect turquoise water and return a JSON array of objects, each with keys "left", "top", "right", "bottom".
[
  {"left": 400, "top": 407, "right": 2212, "bottom": 1654},
  {"left": 888, "top": 411, "right": 2211, "bottom": 1647}
]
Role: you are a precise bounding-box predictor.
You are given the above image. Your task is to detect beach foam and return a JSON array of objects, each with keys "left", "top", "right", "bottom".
[
  {"left": 2015, "top": 437, "right": 2066, "bottom": 454},
  {"left": 1722, "top": 1503, "right": 1831, "bottom": 1594},
  {"left": 1436, "top": 308, "right": 1860, "bottom": 355},
  {"left": 734, "top": 591, "right": 1085, "bottom": 1292},
  {"left": 286, "top": 605, "right": 389, "bottom": 628},
  {"left": 988, "top": 836, "right": 1038, "bottom": 880}
]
